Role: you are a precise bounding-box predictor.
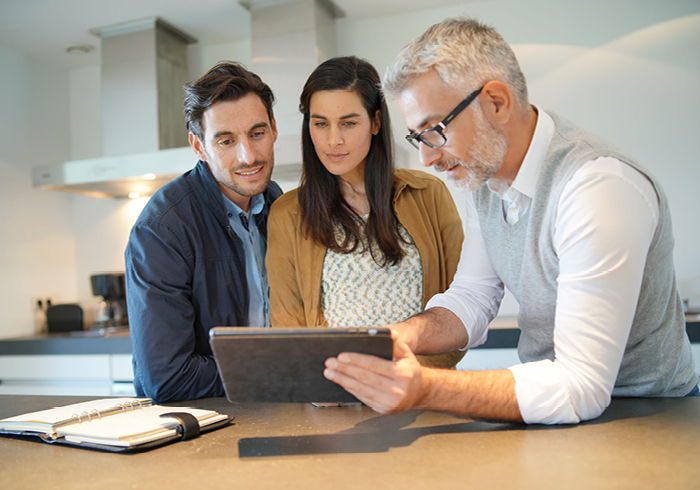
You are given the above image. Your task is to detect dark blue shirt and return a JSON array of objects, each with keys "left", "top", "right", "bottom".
[{"left": 125, "top": 160, "right": 282, "bottom": 402}]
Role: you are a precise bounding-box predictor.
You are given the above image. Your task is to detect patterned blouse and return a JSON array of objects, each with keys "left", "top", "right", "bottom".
[{"left": 321, "top": 217, "right": 423, "bottom": 328}]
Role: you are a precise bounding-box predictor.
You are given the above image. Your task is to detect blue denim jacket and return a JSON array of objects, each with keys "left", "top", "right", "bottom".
[{"left": 125, "top": 160, "right": 282, "bottom": 402}]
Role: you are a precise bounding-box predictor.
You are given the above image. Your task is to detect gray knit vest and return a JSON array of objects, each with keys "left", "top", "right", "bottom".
[{"left": 474, "top": 111, "right": 697, "bottom": 396}]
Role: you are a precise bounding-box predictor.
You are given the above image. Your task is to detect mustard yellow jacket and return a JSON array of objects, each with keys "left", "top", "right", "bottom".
[{"left": 266, "top": 168, "right": 465, "bottom": 368}]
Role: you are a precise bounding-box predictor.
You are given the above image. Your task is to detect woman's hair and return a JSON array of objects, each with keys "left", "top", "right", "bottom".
[
  {"left": 298, "top": 56, "right": 404, "bottom": 266},
  {"left": 184, "top": 61, "right": 275, "bottom": 140},
  {"left": 384, "top": 17, "right": 529, "bottom": 111}
]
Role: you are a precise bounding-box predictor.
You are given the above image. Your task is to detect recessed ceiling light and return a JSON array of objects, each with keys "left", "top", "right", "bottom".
[{"left": 65, "top": 44, "right": 95, "bottom": 55}]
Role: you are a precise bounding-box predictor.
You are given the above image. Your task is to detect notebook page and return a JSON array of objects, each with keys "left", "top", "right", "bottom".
[
  {"left": 0, "top": 398, "right": 152, "bottom": 432},
  {"left": 56, "top": 405, "right": 228, "bottom": 447}
]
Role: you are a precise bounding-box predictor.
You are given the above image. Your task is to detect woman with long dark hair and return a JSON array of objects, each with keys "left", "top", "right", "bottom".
[{"left": 266, "top": 56, "right": 464, "bottom": 368}]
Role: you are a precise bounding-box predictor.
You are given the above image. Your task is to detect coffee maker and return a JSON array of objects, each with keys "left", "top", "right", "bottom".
[{"left": 90, "top": 273, "right": 128, "bottom": 330}]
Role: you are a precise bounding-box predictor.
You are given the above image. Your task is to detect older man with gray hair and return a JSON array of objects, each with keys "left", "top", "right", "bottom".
[{"left": 323, "top": 17, "right": 698, "bottom": 424}]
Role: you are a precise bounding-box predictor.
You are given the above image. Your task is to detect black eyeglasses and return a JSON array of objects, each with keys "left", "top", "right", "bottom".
[{"left": 405, "top": 86, "right": 484, "bottom": 150}]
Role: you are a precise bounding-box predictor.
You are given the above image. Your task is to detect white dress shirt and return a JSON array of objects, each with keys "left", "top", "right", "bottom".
[{"left": 426, "top": 108, "right": 660, "bottom": 424}]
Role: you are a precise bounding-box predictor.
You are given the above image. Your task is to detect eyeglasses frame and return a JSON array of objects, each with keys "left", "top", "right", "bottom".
[{"left": 405, "top": 85, "right": 484, "bottom": 150}]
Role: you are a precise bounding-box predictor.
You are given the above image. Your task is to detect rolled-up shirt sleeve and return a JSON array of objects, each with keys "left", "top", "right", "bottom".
[{"left": 510, "top": 157, "right": 659, "bottom": 424}]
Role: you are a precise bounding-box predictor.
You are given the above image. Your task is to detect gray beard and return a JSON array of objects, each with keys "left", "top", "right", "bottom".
[{"left": 440, "top": 108, "right": 508, "bottom": 192}]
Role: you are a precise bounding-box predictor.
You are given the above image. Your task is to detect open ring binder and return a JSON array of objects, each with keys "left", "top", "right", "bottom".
[{"left": 0, "top": 398, "right": 232, "bottom": 452}]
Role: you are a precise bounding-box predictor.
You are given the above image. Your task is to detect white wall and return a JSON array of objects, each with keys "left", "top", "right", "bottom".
[
  {"left": 0, "top": 47, "right": 79, "bottom": 338},
  {"left": 2, "top": 0, "right": 699, "bottom": 338},
  {"left": 188, "top": 39, "right": 252, "bottom": 81}
]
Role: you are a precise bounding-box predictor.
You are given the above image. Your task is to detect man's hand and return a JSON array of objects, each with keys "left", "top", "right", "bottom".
[
  {"left": 385, "top": 320, "right": 419, "bottom": 352},
  {"left": 323, "top": 331, "right": 426, "bottom": 414}
]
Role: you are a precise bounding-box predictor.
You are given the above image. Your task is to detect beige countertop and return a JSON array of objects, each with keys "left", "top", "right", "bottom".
[{"left": 1, "top": 395, "right": 699, "bottom": 489}]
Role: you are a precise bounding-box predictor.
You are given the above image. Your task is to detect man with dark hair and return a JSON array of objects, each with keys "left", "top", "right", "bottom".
[
  {"left": 125, "top": 62, "right": 282, "bottom": 402},
  {"left": 323, "top": 18, "right": 698, "bottom": 424}
]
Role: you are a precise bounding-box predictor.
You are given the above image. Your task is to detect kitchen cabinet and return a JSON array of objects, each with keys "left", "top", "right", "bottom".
[{"left": 0, "top": 334, "right": 134, "bottom": 396}]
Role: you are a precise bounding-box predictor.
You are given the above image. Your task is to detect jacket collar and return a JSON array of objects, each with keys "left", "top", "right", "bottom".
[
  {"left": 393, "top": 168, "right": 429, "bottom": 202},
  {"left": 189, "top": 159, "right": 281, "bottom": 235},
  {"left": 189, "top": 160, "right": 231, "bottom": 228}
]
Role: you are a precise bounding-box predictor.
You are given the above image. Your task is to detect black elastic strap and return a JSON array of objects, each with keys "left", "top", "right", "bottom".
[{"left": 160, "top": 412, "right": 201, "bottom": 440}]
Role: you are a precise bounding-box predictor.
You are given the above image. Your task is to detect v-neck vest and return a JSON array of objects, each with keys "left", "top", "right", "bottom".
[{"left": 473, "top": 112, "right": 695, "bottom": 396}]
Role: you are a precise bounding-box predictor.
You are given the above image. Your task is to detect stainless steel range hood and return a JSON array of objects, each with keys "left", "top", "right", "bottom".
[
  {"left": 33, "top": 17, "right": 197, "bottom": 199},
  {"left": 33, "top": 1, "right": 343, "bottom": 199},
  {"left": 32, "top": 147, "right": 196, "bottom": 200}
]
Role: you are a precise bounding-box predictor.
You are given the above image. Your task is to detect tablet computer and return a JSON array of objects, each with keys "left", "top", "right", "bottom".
[{"left": 209, "top": 327, "right": 393, "bottom": 403}]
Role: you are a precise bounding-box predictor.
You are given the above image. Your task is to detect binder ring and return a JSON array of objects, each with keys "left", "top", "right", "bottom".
[{"left": 90, "top": 408, "right": 102, "bottom": 420}]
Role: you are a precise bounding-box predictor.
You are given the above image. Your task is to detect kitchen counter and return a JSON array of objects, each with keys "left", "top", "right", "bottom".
[
  {"left": 0, "top": 331, "right": 134, "bottom": 396},
  {"left": 0, "top": 330, "right": 132, "bottom": 355},
  {"left": 0, "top": 316, "right": 697, "bottom": 396},
  {"left": 0, "top": 395, "right": 699, "bottom": 489},
  {"left": 2, "top": 314, "right": 698, "bottom": 354}
]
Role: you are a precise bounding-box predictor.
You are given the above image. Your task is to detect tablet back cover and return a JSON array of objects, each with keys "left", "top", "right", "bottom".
[{"left": 210, "top": 327, "right": 393, "bottom": 403}]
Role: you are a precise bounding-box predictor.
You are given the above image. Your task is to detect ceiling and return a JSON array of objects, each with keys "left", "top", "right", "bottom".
[{"left": 0, "top": 0, "right": 471, "bottom": 70}]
